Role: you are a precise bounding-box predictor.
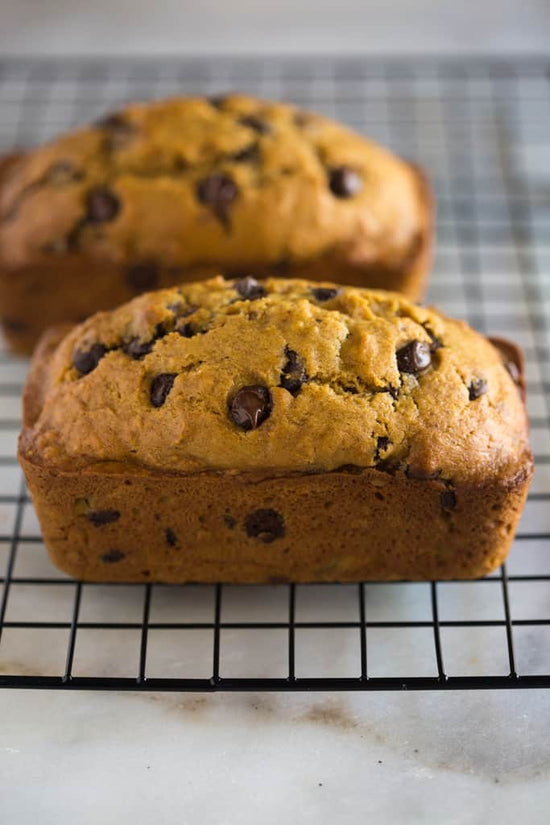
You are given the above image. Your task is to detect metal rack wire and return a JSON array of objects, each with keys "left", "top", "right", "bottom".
[{"left": 0, "top": 56, "right": 549, "bottom": 691}]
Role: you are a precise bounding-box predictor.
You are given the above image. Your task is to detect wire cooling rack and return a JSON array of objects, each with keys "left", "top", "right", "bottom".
[{"left": 0, "top": 56, "right": 549, "bottom": 691}]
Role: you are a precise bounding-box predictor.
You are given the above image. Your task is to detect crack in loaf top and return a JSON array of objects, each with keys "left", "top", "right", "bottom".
[
  {"left": 0, "top": 94, "right": 424, "bottom": 273},
  {"left": 22, "top": 276, "right": 531, "bottom": 485}
]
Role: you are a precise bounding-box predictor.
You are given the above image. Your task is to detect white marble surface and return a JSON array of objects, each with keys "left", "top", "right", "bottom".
[{"left": 2, "top": 689, "right": 550, "bottom": 823}]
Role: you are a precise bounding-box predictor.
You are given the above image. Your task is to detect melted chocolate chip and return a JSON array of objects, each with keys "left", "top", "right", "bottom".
[
  {"left": 230, "top": 385, "right": 272, "bottom": 430},
  {"left": 177, "top": 322, "right": 196, "bottom": 338},
  {"left": 280, "top": 347, "right": 308, "bottom": 396},
  {"left": 73, "top": 343, "right": 107, "bottom": 375},
  {"left": 423, "top": 324, "right": 443, "bottom": 351},
  {"left": 293, "top": 110, "right": 314, "bottom": 128},
  {"left": 126, "top": 263, "right": 159, "bottom": 293},
  {"left": 329, "top": 167, "right": 363, "bottom": 198},
  {"left": 244, "top": 509, "right": 285, "bottom": 543},
  {"left": 2, "top": 318, "right": 27, "bottom": 333},
  {"left": 229, "top": 143, "right": 260, "bottom": 163},
  {"left": 238, "top": 115, "right": 271, "bottom": 134},
  {"left": 311, "top": 287, "right": 339, "bottom": 302},
  {"left": 405, "top": 467, "right": 442, "bottom": 481},
  {"left": 468, "top": 378, "right": 488, "bottom": 401},
  {"left": 165, "top": 528, "right": 178, "bottom": 547},
  {"left": 440, "top": 490, "right": 457, "bottom": 511},
  {"left": 396, "top": 341, "right": 432, "bottom": 374},
  {"left": 96, "top": 113, "right": 136, "bottom": 148},
  {"left": 169, "top": 302, "right": 198, "bottom": 318},
  {"left": 86, "top": 187, "right": 120, "bottom": 223},
  {"left": 47, "top": 160, "right": 82, "bottom": 184},
  {"left": 235, "top": 276, "right": 266, "bottom": 300},
  {"left": 87, "top": 510, "right": 120, "bottom": 527},
  {"left": 196, "top": 173, "right": 238, "bottom": 228},
  {"left": 96, "top": 112, "right": 126, "bottom": 129},
  {"left": 123, "top": 337, "right": 154, "bottom": 360},
  {"left": 100, "top": 549, "right": 125, "bottom": 564},
  {"left": 150, "top": 373, "right": 177, "bottom": 407},
  {"left": 375, "top": 436, "right": 390, "bottom": 461},
  {"left": 208, "top": 95, "right": 227, "bottom": 109}
]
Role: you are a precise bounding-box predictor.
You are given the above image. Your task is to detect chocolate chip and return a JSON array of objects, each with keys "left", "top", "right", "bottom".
[
  {"left": 229, "top": 143, "right": 260, "bottom": 163},
  {"left": 165, "top": 528, "right": 178, "bottom": 547},
  {"left": 150, "top": 373, "right": 177, "bottom": 407},
  {"left": 1, "top": 317, "right": 27, "bottom": 333},
  {"left": 169, "top": 302, "right": 198, "bottom": 319},
  {"left": 177, "top": 323, "right": 196, "bottom": 338},
  {"left": 96, "top": 113, "right": 136, "bottom": 148},
  {"left": 47, "top": 160, "right": 82, "bottom": 184},
  {"left": 86, "top": 187, "right": 120, "bottom": 223},
  {"left": 293, "top": 110, "right": 314, "bottom": 128},
  {"left": 123, "top": 337, "right": 154, "bottom": 360},
  {"left": 329, "top": 167, "right": 363, "bottom": 198},
  {"left": 440, "top": 491, "right": 457, "bottom": 511},
  {"left": 235, "top": 276, "right": 266, "bottom": 301},
  {"left": 280, "top": 347, "right": 308, "bottom": 396},
  {"left": 468, "top": 378, "right": 488, "bottom": 401},
  {"left": 96, "top": 112, "right": 126, "bottom": 129},
  {"left": 405, "top": 467, "right": 442, "bottom": 481},
  {"left": 238, "top": 115, "right": 271, "bottom": 134},
  {"left": 100, "top": 549, "right": 125, "bottom": 564},
  {"left": 423, "top": 324, "right": 443, "bottom": 351},
  {"left": 87, "top": 510, "right": 120, "bottom": 527},
  {"left": 311, "top": 287, "right": 339, "bottom": 302},
  {"left": 126, "top": 263, "right": 159, "bottom": 292},
  {"left": 73, "top": 343, "right": 107, "bottom": 375},
  {"left": 229, "top": 385, "right": 272, "bottom": 430},
  {"left": 196, "top": 173, "right": 238, "bottom": 228},
  {"left": 244, "top": 509, "right": 285, "bottom": 543},
  {"left": 208, "top": 95, "right": 227, "bottom": 109},
  {"left": 375, "top": 436, "right": 390, "bottom": 461},
  {"left": 223, "top": 514, "right": 237, "bottom": 529},
  {"left": 396, "top": 341, "right": 432, "bottom": 374}
]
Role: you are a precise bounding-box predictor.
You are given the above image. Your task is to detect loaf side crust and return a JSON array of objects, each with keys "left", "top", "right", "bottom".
[{"left": 19, "top": 452, "right": 530, "bottom": 583}]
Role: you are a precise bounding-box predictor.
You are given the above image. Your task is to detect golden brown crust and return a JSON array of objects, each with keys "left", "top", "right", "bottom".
[
  {"left": 18, "top": 276, "right": 532, "bottom": 582},
  {"left": 0, "top": 94, "right": 432, "bottom": 353},
  {"left": 21, "top": 276, "right": 531, "bottom": 484}
]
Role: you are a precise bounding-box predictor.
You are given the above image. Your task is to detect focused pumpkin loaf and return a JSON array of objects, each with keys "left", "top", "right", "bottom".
[
  {"left": 0, "top": 94, "right": 432, "bottom": 353},
  {"left": 19, "top": 276, "right": 532, "bottom": 583}
]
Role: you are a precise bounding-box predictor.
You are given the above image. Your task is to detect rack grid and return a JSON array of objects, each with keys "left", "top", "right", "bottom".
[{"left": 0, "top": 56, "right": 549, "bottom": 691}]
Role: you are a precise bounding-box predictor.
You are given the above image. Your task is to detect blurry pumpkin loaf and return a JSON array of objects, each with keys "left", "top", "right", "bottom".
[
  {"left": 19, "top": 276, "right": 531, "bottom": 583},
  {"left": 0, "top": 94, "right": 432, "bottom": 353}
]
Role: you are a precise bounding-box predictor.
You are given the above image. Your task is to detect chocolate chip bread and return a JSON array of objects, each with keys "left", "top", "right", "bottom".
[
  {"left": 0, "top": 94, "right": 432, "bottom": 354},
  {"left": 19, "top": 276, "right": 531, "bottom": 583}
]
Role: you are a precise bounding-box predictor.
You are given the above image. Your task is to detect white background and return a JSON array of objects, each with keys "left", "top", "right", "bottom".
[{"left": 0, "top": 0, "right": 549, "bottom": 56}]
